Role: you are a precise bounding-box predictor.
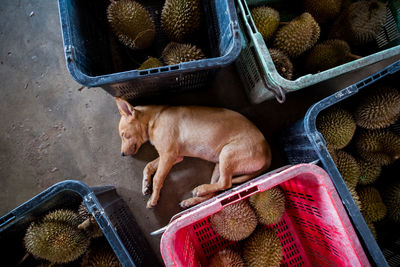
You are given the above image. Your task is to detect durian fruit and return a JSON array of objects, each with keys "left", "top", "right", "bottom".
[
  {"left": 78, "top": 202, "right": 103, "bottom": 238},
  {"left": 303, "top": 0, "right": 342, "bottom": 23},
  {"left": 25, "top": 221, "right": 90, "bottom": 263},
  {"left": 81, "top": 239, "right": 122, "bottom": 267},
  {"left": 273, "top": 12, "right": 320, "bottom": 58},
  {"left": 357, "top": 159, "right": 381, "bottom": 185},
  {"left": 161, "top": 0, "right": 201, "bottom": 41},
  {"left": 333, "top": 150, "right": 360, "bottom": 189},
  {"left": 137, "top": 57, "right": 163, "bottom": 70},
  {"left": 249, "top": 186, "right": 286, "bottom": 225},
  {"left": 383, "top": 180, "right": 400, "bottom": 223},
  {"left": 162, "top": 42, "right": 205, "bottom": 65},
  {"left": 209, "top": 249, "right": 244, "bottom": 267},
  {"left": 242, "top": 228, "right": 282, "bottom": 267},
  {"left": 316, "top": 107, "right": 356, "bottom": 149},
  {"left": 304, "top": 39, "right": 359, "bottom": 73},
  {"left": 43, "top": 209, "right": 81, "bottom": 226},
  {"left": 107, "top": 0, "right": 155, "bottom": 49},
  {"left": 326, "top": 145, "right": 337, "bottom": 162},
  {"left": 210, "top": 200, "right": 257, "bottom": 241},
  {"left": 354, "top": 87, "right": 400, "bottom": 129},
  {"left": 251, "top": 7, "right": 280, "bottom": 41},
  {"left": 349, "top": 187, "right": 362, "bottom": 210},
  {"left": 329, "top": 0, "right": 387, "bottom": 46},
  {"left": 355, "top": 129, "right": 400, "bottom": 166},
  {"left": 366, "top": 220, "right": 377, "bottom": 240},
  {"left": 358, "top": 186, "right": 387, "bottom": 222},
  {"left": 269, "top": 49, "right": 293, "bottom": 80}
]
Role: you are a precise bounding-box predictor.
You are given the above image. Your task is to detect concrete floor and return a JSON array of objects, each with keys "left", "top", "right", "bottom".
[{"left": 1, "top": 0, "right": 400, "bottom": 264}]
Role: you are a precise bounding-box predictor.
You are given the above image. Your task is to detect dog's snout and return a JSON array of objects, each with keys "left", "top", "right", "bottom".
[{"left": 121, "top": 152, "right": 126, "bottom": 157}]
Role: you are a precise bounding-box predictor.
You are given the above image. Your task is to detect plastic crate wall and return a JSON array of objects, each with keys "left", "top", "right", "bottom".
[
  {"left": 235, "top": 0, "right": 400, "bottom": 103},
  {"left": 0, "top": 180, "right": 160, "bottom": 267},
  {"left": 58, "top": 0, "right": 241, "bottom": 100},
  {"left": 282, "top": 60, "right": 400, "bottom": 266},
  {"left": 161, "top": 164, "right": 369, "bottom": 267}
]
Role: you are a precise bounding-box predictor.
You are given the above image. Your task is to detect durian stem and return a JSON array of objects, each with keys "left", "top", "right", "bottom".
[
  {"left": 17, "top": 252, "right": 30, "bottom": 266},
  {"left": 78, "top": 218, "right": 91, "bottom": 230},
  {"left": 279, "top": 22, "right": 289, "bottom": 26},
  {"left": 348, "top": 53, "right": 362, "bottom": 60}
]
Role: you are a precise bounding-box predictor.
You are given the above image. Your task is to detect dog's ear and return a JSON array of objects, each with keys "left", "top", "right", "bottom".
[{"left": 115, "top": 97, "right": 136, "bottom": 117}]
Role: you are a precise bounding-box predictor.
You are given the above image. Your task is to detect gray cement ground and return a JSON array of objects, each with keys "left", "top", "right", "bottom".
[{"left": 1, "top": 0, "right": 399, "bottom": 264}]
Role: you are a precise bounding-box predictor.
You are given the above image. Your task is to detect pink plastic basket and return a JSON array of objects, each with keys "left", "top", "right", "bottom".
[{"left": 160, "top": 164, "right": 370, "bottom": 267}]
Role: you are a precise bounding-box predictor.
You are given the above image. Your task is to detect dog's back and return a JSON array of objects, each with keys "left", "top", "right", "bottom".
[{"left": 150, "top": 106, "right": 268, "bottom": 163}]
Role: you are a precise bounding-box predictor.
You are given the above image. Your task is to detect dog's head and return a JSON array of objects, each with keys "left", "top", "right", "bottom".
[{"left": 115, "top": 98, "right": 146, "bottom": 156}]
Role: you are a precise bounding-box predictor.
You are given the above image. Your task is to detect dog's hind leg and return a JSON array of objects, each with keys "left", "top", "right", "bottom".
[
  {"left": 180, "top": 193, "right": 216, "bottom": 208},
  {"left": 231, "top": 166, "right": 268, "bottom": 184}
]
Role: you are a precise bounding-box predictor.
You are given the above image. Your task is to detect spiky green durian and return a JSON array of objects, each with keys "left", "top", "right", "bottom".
[
  {"left": 242, "top": 228, "right": 282, "bottom": 267},
  {"left": 316, "top": 107, "right": 356, "bottom": 149},
  {"left": 326, "top": 145, "right": 337, "bottom": 162},
  {"left": 162, "top": 42, "right": 205, "bottom": 65},
  {"left": 209, "top": 249, "right": 244, "bottom": 267},
  {"left": 269, "top": 49, "right": 293, "bottom": 79},
  {"left": 304, "top": 39, "right": 359, "bottom": 73},
  {"left": 107, "top": 0, "right": 155, "bottom": 49},
  {"left": 161, "top": 0, "right": 201, "bottom": 41},
  {"left": 383, "top": 180, "right": 400, "bottom": 223},
  {"left": 333, "top": 150, "right": 360, "bottom": 189},
  {"left": 25, "top": 221, "right": 90, "bottom": 263},
  {"left": 81, "top": 239, "right": 121, "bottom": 267},
  {"left": 366, "top": 220, "right": 377, "bottom": 240},
  {"left": 355, "top": 129, "right": 400, "bottom": 166},
  {"left": 43, "top": 209, "right": 81, "bottom": 226},
  {"left": 251, "top": 7, "right": 280, "bottom": 41},
  {"left": 303, "top": 0, "right": 342, "bottom": 23},
  {"left": 273, "top": 12, "right": 320, "bottom": 58},
  {"left": 249, "top": 186, "right": 286, "bottom": 225},
  {"left": 348, "top": 186, "right": 362, "bottom": 210},
  {"left": 354, "top": 87, "right": 400, "bottom": 129},
  {"left": 137, "top": 57, "right": 163, "bottom": 70},
  {"left": 78, "top": 203, "right": 103, "bottom": 238},
  {"left": 210, "top": 200, "right": 257, "bottom": 241},
  {"left": 329, "top": 0, "right": 387, "bottom": 45},
  {"left": 357, "top": 159, "right": 381, "bottom": 185},
  {"left": 358, "top": 186, "right": 387, "bottom": 222}
]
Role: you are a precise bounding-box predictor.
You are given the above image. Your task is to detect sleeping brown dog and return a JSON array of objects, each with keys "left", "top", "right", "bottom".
[{"left": 115, "top": 98, "right": 271, "bottom": 208}]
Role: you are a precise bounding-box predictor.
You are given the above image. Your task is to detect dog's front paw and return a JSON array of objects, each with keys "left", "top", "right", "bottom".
[
  {"left": 146, "top": 199, "right": 157, "bottom": 209},
  {"left": 142, "top": 181, "right": 152, "bottom": 196},
  {"left": 192, "top": 185, "right": 208, "bottom": 197}
]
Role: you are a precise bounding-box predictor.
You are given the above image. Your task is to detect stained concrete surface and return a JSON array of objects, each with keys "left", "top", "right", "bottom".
[{"left": 1, "top": 0, "right": 400, "bottom": 264}]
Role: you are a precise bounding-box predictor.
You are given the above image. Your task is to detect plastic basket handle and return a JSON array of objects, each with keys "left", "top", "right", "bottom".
[{"left": 262, "top": 76, "right": 286, "bottom": 103}]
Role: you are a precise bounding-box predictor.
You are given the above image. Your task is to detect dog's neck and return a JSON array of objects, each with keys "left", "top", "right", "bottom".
[{"left": 135, "top": 105, "right": 167, "bottom": 143}]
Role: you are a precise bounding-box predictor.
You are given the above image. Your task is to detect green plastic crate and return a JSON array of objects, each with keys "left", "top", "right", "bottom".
[{"left": 235, "top": 0, "right": 400, "bottom": 103}]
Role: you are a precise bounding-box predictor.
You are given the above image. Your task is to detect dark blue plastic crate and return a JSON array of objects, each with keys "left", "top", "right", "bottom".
[
  {"left": 0, "top": 180, "right": 161, "bottom": 267},
  {"left": 282, "top": 60, "right": 400, "bottom": 266},
  {"left": 57, "top": 0, "right": 241, "bottom": 99}
]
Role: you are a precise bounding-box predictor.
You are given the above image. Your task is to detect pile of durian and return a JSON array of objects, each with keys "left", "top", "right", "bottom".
[
  {"left": 316, "top": 84, "right": 400, "bottom": 240},
  {"left": 207, "top": 186, "right": 286, "bottom": 267},
  {"left": 251, "top": 0, "right": 388, "bottom": 79},
  {"left": 21, "top": 202, "right": 121, "bottom": 266},
  {"left": 106, "top": 0, "right": 206, "bottom": 70}
]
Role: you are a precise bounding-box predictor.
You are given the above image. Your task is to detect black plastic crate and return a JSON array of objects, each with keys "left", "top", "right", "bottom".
[
  {"left": 58, "top": 0, "right": 241, "bottom": 99},
  {"left": 0, "top": 180, "right": 160, "bottom": 267},
  {"left": 281, "top": 60, "right": 400, "bottom": 266}
]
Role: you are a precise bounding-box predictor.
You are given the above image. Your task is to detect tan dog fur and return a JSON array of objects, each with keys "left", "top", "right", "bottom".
[{"left": 115, "top": 98, "right": 271, "bottom": 208}]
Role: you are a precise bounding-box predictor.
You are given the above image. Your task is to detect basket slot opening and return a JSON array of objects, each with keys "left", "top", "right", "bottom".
[
  {"left": 170, "top": 66, "right": 179, "bottom": 71},
  {"left": 239, "top": 186, "right": 258, "bottom": 198},
  {"left": 221, "top": 194, "right": 240, "bottom": 206}
]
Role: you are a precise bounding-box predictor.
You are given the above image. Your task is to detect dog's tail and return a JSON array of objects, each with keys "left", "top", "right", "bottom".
[{"left": 231, "top": 165, "right": 269, "bottom": 184}]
